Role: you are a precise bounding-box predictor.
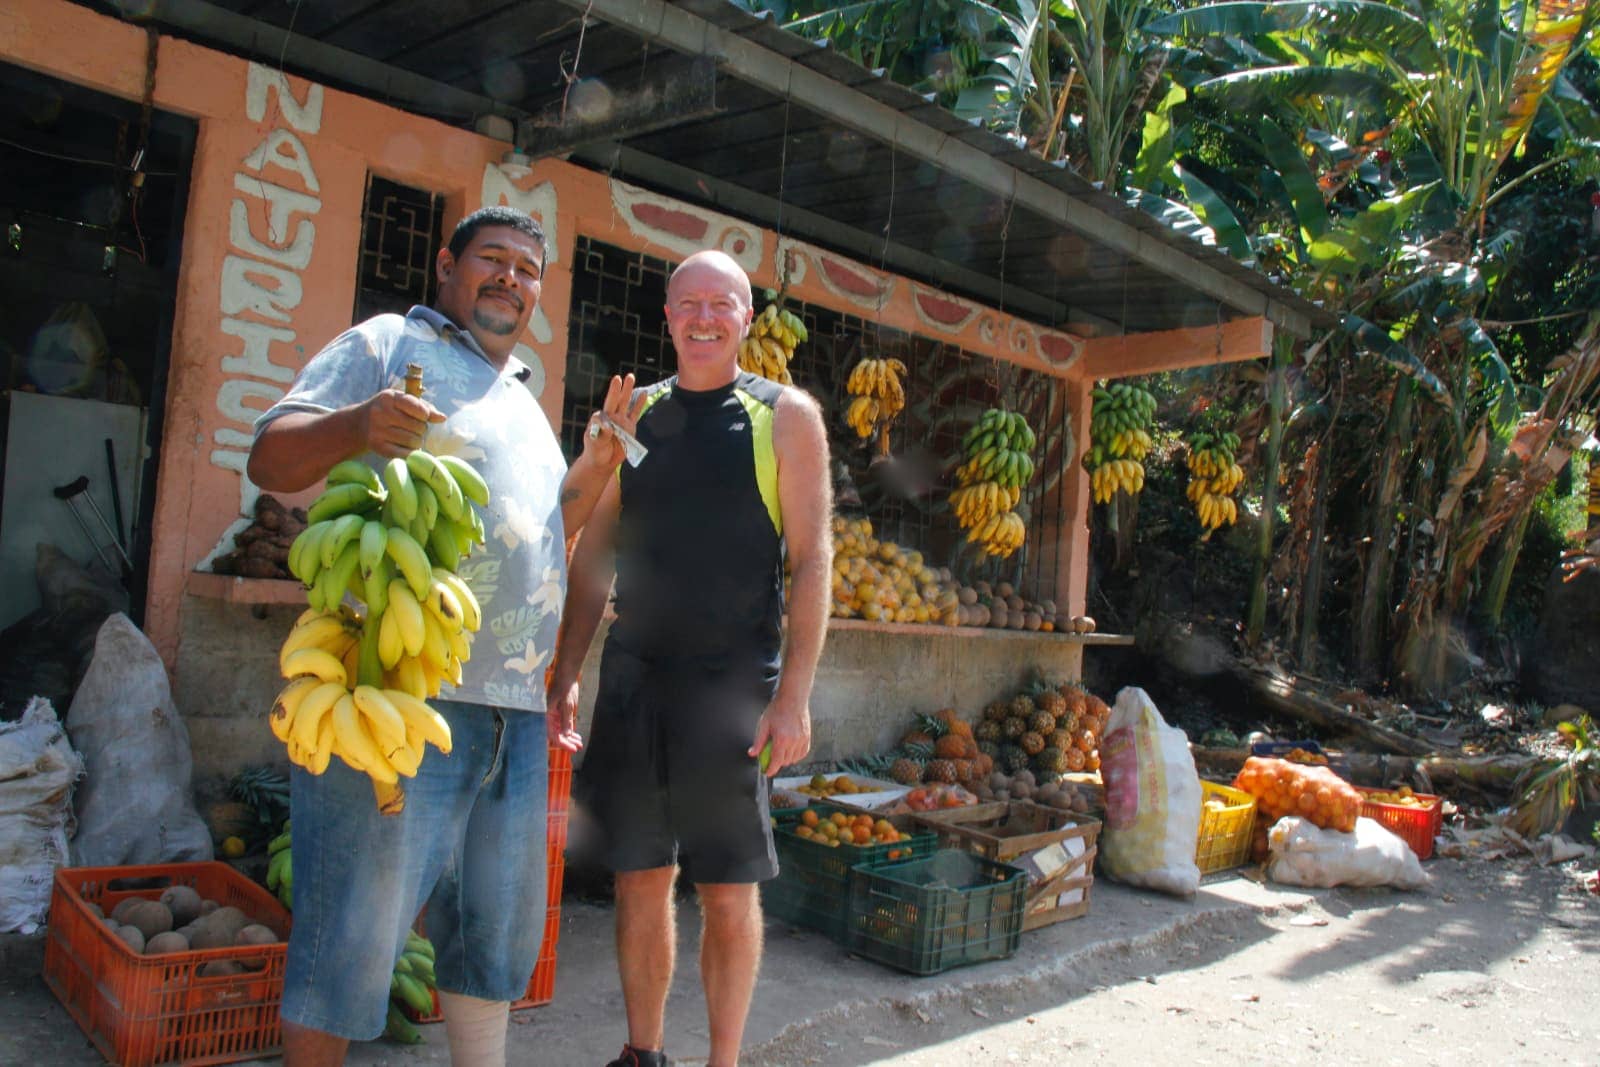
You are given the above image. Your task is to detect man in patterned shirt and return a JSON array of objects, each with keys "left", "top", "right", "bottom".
[{"left": 249, "top": 205, "right": 640, "bottom": 1066}]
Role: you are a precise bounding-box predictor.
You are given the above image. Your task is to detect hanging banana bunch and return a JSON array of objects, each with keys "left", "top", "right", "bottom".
[
  {"left": 737, "top": 302, "right": 805, "bottom": 384},
  {"left": 843, "top": 356, "right": 907, "bottom": 439},
  {"left": 271, "top": 446, "right": 486, "bottom": 814},
  {"left": 950, "top": 407, "right": 1033, "bottom": 559},
  {"left": 1186, "top": 431, "right": 1244, "bottom": 536},
  {"left": 1086, "top": 381, "right": 1156, "bottom": 503}
]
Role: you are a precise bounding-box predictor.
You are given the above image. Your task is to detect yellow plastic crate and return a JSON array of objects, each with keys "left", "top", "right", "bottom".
[{"left": 1195, "top": 781, "right": 1256, "bottom": 874}]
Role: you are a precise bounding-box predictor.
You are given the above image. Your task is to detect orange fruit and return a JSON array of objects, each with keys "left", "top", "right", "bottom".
[
  {"left": 852, "top": 826, "right": 872, "bottom": 845},
  {"left": 800, "top": 809, "right": 819, "bottom": 828}
]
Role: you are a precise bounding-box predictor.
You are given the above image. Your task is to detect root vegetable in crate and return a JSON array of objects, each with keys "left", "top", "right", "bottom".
[{"left": 1232, "top": 756, "right": 1362, "bottom": 832}]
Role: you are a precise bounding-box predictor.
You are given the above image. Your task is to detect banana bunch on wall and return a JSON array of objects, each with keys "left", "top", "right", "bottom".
[
  {"left": 1086, "top": 382, "right": 1156, "bottom": 503},
  {"left": 271, "top": 450, "right": 487, "bottom": 813},
  {"left": 843, "top": 357, "right": 907, "bottom": 438},
  {"left": 950, "top": 407, "right": 1034, "bottom": 559},
  {"left": 737, "top": 302, "right": 805, "bottom": 384},
  {"left": 1186, "top": 431, "right": 1244, "bottom": 534}
]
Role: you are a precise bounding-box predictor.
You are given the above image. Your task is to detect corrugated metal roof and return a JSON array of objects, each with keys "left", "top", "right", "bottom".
[{"left": 108, "top": 0, "right": 1331, "bottom": 339}]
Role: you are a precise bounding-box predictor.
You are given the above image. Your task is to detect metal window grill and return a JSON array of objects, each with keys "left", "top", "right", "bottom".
[
  {"left": 353, "top": 175, "right": 442, "bottom": 322},
  {"left": 562, "top": 237, "right": 1073, "bottom": 592}
]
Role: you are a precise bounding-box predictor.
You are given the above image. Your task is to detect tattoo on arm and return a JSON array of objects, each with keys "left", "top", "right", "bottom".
[{"left": 560, "top": 487, "right": 582, "bottom": 505}]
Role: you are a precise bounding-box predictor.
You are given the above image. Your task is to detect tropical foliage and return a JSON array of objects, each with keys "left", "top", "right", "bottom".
[{"left": 745, "top": 0, "right": 1600, "bottom": 695}]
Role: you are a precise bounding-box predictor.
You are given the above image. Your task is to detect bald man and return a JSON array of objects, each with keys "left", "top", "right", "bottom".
[{"left": 550, "top": 251, "right": 833, "bottom": 1067}]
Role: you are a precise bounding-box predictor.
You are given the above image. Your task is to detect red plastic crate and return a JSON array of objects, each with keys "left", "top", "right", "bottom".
[
  {"left": 43, "top": 862, "right": 293, "bottom": 1067},
  {"left": 1356, "top": 786, "right": 1442, "bottom": 860},
  {"left": 412, "top": 745, "right": 571, "bottom": 1021}
]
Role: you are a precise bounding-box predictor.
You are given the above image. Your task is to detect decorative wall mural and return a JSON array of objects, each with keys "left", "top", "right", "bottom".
[{"left": 610, "top": 180, "right": 763, "bottom": 273}]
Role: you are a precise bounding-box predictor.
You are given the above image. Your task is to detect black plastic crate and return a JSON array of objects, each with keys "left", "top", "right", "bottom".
[
  {"left": 763, "top": 804, "right": 936, "bottom": 943},
  {"left": 846, "top": 850, "right": 1026, "bottom": 975}
]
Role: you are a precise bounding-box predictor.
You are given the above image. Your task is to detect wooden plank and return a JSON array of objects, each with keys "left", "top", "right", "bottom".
[{"left": 1078, "top": 316, "right": 1273, "bottom": 380}]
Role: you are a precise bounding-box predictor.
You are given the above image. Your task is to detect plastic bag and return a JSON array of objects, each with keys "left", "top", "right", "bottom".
[
  {"left": 66, "top": 614, "right": 212, "bottom": 867},
  {"left": 1266, "top": 815, "right": 1429, "bottom": 890},
  {"left": 0, "top": 697, "right": 83, "bottom": 932},
  {"left": 1099, "top": 687, "right": 1202, "bottom": 897}
]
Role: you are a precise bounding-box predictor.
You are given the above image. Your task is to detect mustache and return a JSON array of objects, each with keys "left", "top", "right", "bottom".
[{"left": 477, "top": 285, "right": 523, "bottom": 310}]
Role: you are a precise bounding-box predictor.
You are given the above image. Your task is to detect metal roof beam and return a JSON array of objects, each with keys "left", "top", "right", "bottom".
[
  {"left": 571, "top": 142, "right": 1070, "bottom": 326},
  {"left": 520, "top": 55, "right": 721, "bottom": 157},
  {"left": 140, "top": 0, "right": 522, "bottom": 122},
  {"left": 552, "top": 0, "right": 1313, "bottom": 338}
]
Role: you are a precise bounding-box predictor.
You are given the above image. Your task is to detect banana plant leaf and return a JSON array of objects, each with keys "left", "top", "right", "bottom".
[
  {"left": 1172, "top": 164, "right": 1253, "bottom": 261},
  {"left": 1191, "top": 65, "right": 1402, "bottom": 112},
  {"left": 1258, "top": 121, "right": 1328, "bottom": 241},
  {"left": 1341, "top": 313, "right": 1452, "bottom": 404},
  {"left": 1123, "top": 187, "right": 1220, "bottom": 247},
  {"left": 1143, "top": 0, "right": 1432, "bottom": 54}
]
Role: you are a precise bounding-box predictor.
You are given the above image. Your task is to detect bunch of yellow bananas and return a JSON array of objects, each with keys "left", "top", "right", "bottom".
[
  {"left": 950, "top": 408, "right": 1035, "bottom": 558},
  {"left": 737, "top": 302, "right": 806, "bottom": 384},
  {"left": 1186, "top": 431, "right": 1244, "bottom": 535},
  {"left": 273, "top": 449, "right": 488, "bottom": 812},
  {"left": 1087, "top": 382, "right": 1156, "bottom": 503},
  {"left": 844, "top": 357, "right": 907, "bottom": 438},
  {"left": 965, "top": 510, "right": 1027, "bottom": 557}
]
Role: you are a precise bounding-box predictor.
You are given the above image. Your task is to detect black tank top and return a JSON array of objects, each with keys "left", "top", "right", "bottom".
[{"left": 611, "top": 372, "right": 785, "bottom": 668}]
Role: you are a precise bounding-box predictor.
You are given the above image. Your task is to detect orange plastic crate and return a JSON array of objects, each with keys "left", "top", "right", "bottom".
[
  {"left": 1356, "top": 786, "right": 1442, "bottom": 860},
  {"left": 43, "top": 861, "right": 293, "bottom": 1067},
  {"left": 413, "top": 745, "right": 571, "bottom": 1021}
]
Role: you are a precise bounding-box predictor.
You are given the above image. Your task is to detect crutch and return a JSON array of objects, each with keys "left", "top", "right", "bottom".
[{"left": 53, "top": 475, "right": 133, "bottom": 580}]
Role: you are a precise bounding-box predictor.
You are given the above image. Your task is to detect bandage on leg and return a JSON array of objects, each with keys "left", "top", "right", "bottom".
[{"left": 438, "top": 991, "right": 510, "bottom": 1067}]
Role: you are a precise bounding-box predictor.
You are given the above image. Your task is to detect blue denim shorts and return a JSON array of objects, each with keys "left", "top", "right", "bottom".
[{"left": 281, "top": 701, "right": 548, "bottom": 1040}]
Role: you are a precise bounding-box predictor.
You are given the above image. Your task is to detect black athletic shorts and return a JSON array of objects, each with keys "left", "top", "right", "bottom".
[{"left": 574, "top": 637, "right": 780, "bottom": 884}]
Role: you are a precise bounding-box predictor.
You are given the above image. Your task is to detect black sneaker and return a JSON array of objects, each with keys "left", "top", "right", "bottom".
[{"left": 605, "top": 1046, "right": 668, "bottom": 1067}]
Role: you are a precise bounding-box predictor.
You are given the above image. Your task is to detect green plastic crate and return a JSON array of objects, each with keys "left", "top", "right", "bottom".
[
  {"left": 846, "top": 849, "right": 1026, "bottom": 975},
  {"left": 763, "top": 804, "right": 936, "bottom": 943}
]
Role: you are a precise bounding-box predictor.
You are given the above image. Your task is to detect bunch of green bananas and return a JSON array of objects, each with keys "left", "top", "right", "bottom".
[
  {"left": 1087, "top": 382, "right": 1156, "bottom": 503},
  {"left": 265, "top": 822, "right": 293, "bottom": 910},
  {"left": 1186, "top": 431, "right": 1244, "bottom": 534},
  {"left": 385, "top": 930, "right": 439, "bottom": 1044},
  {"left": 737, "top": 302, "right": 807, "bottom": 384},
  {"left": 843, "top": 358, "right": 907, "bottom": 438},
  {"left": 951, "top": 408, "right": 1035, "bottom": 558},
  {"left": 273, "top": 449, "right": 487, "bottom": 812}
]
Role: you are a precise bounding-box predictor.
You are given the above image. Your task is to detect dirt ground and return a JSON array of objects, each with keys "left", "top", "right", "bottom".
[
  {"left": 742, "top": 857, "right": 1599, "bottom": 1067},
  {"left": 3, "top": 854, "right": 1594, "bottom": 1065}
]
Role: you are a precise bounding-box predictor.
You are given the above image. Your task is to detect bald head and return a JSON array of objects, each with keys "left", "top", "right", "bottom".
[{"left": 668, "top": 250, "right": 753, "bottom": 309}]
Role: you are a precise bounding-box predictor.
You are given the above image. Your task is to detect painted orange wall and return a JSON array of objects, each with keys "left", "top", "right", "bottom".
[{"left": 5, "top": 0, "right": 1271, "bottom": 676}]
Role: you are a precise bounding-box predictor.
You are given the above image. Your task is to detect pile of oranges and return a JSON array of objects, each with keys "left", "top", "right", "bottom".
[
  {"left": 829, "top": 517, "right": 961, "bottom": 625},
  {"left": 1233, "top": 756, "right": 1361, "bottom": 833},
  {"left": 793, "top": 808, "right": 912, "bottom": 858}
]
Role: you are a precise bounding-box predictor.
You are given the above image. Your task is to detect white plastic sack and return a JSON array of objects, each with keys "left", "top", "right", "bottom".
[
  {"left": 66, "top": 614, "right": 212, "bottom": 867},
  {"left": 0, "top": 697, "right": 83, "bottom": 932},
  {"left": 1266, "top": 815, "right": 1429, "bottom": 890},
  {"left": 1098, "top": 686, "right": 1202, "bottom": 897}
]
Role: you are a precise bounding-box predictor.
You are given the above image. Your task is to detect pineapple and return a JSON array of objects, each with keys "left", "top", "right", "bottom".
[
  {"left": 1039, "top": 690, "right": 1068, "bottom": 719},
  {"left": 1060, "top": 684, "right": 1088, "bottom": 719},
  {"left": 976, "top": 739, "right": 1001, "bottom": 759},
  {"left": 974, "top": 752, "right": 994, "bottom": 776},
  {"left": 1008, "top": 694, "right": 1036, "bottom": 719},
  {"left": 900, "top": 728, "right": 935, "bottom": 748},
  {"left": 999, "top": 744, "right": 1030, "bottom": 774},
  {"left": 1002, "top": 716, "right": 1027, "bottom": 740},
  {"left": 1037, "top": 746, "right": 1068, "bottom": 774},
  {"left": 983, "top": 700, "right": 1010, "bottom": 724},
  {"left": 1049, "top": 728, "right": 1073, "bottom": 752},
  {"left": 937, "top": 708, "right": 973, "bottom": 739},
  {"left": 933, "top": 734, "right": 967, "bottom": 759},
  {"left": 974, "top": 719, "right": 1002, "bottom": 743},
  {"left": 1020, "top": 731, "right": 1046, "bottom": 756},
  {"left": 951, "top": 758, "right": 976, "bottom": 784},
  {"left": 1084, "top": 692, "right": 1110, "bottom": 720},
  {"left": 888, "top": 757, "right": 925, "bottom": 786},
  {"left": 1035, "top": 769, "right": 1063, "bottom": 786},
  {"left": 1028, "top": 710, "right": 1055, "bottom": 735},
  {"left": 926, "top": 758, "right": 959, "bottom": 784}
]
